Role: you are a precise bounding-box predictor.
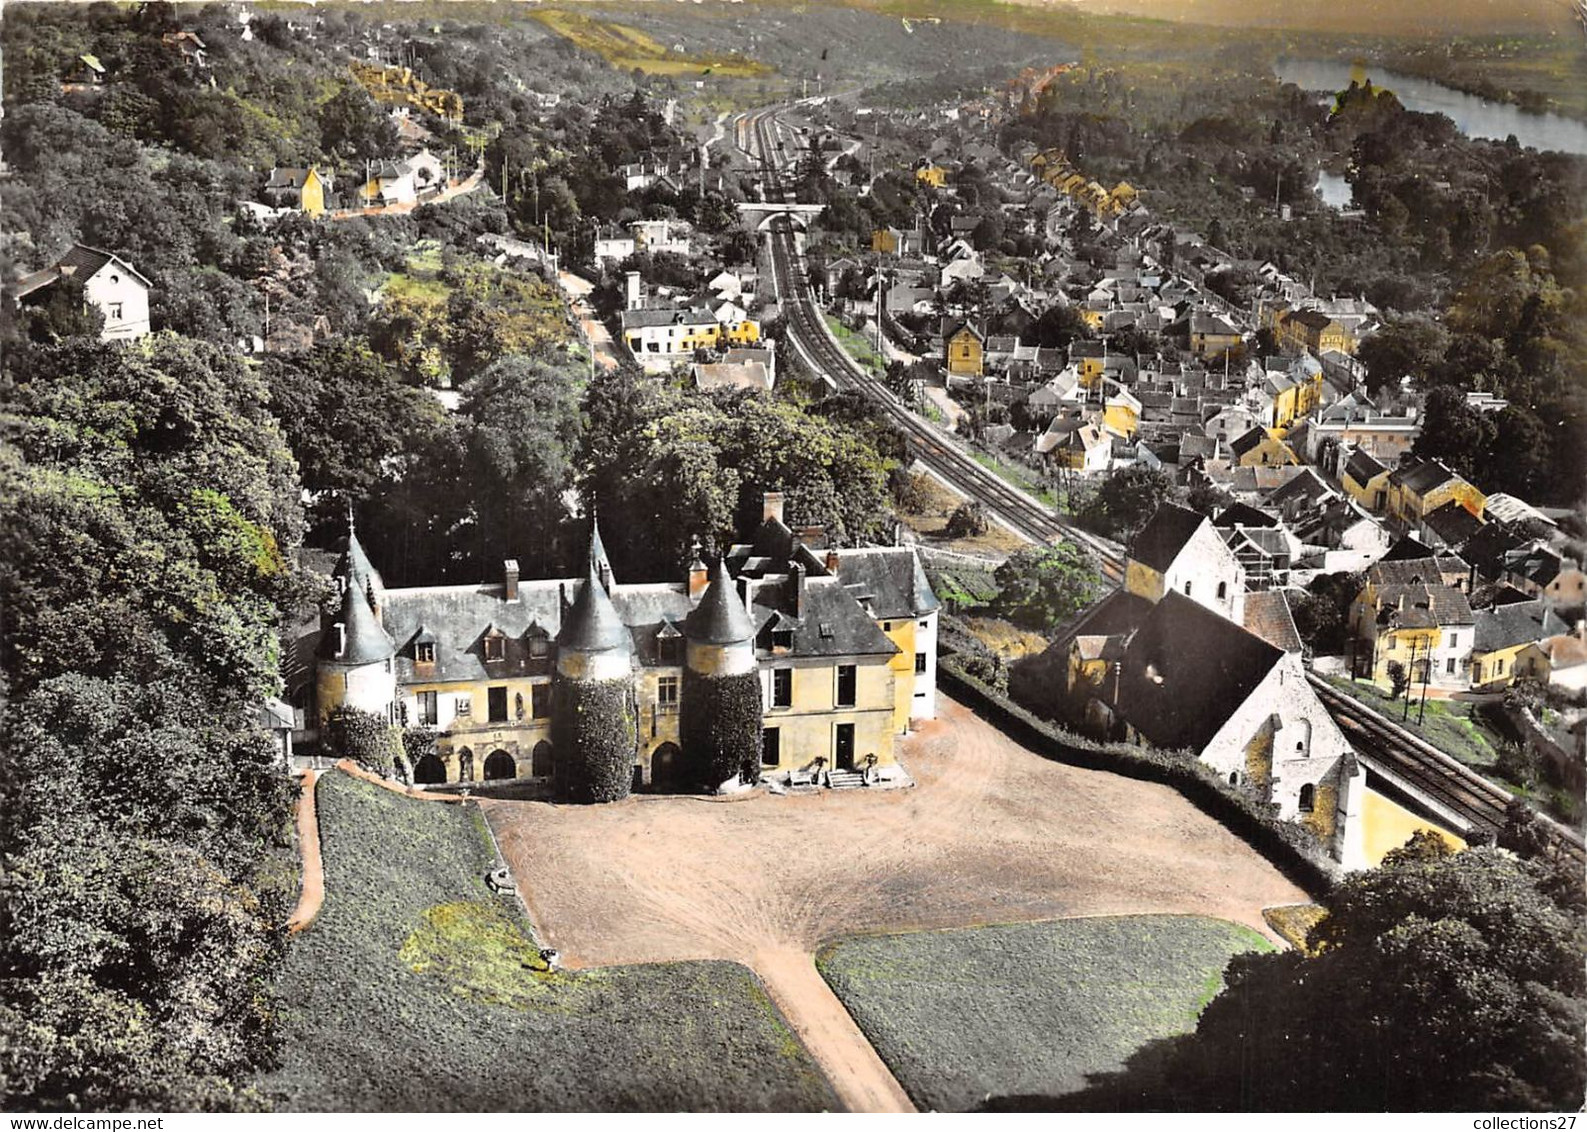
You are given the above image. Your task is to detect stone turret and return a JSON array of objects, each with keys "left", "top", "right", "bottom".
[
  {"left": 681, "top": 558, "right": 764, "bottom": 790},
  {"left": 551, "top": 557, "right": 638, "bottom": 803},
  {"left": 316, "top": 557, "right": 397, "bottom": 726}
]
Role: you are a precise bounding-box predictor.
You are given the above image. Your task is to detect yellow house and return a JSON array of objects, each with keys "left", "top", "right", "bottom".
[
  {"left": 1230, "top": 426, "right": 1298, "bottom": 468},
  {"left": 1387, "top": 458, "right": 1486, "bottom": 528},
  {"left": 1341, "top": 448, "right": 1392, "bottom": 513},
  {"left": 1186, "top": 312, "right": 1242, "bottom": 359},
  {"left": 944, "top": 321, "right": 985, "bottom": 379},
  {"left": 1349, "top": 563, "right": 1475, "bottom": 689},
  {"left": 721, "top": 318, "right": 761, "bottom": 347},
  {"left": 1469, "top": 601, "right": 1564, "bottom": 690},
  {"left": 1280, "top": 309, "right": 1356, "bottom": 356},
  {"left": 1110, "top": 181, "right": 1138, "bottom": 211},
  {"left": 871, "top": 228, "right": 899, "bottom": 255},
  {"left": 914, "top": 160, "right": 948, "bottom": 189},
  {"left": 1102, "top": 385, "right": 1140, "bottom": 439},
  {"left": 263, "top": 166, "right": 329, "bottom": 217}
]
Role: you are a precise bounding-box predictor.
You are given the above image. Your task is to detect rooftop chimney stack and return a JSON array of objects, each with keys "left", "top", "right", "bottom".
[
  {"left": 504, "top": 558, "right": 520, "bottom": 602},
  {"left": 825, "top": 548, "right": 840, "bottom": 574},
  {"left": 762, "top": 491, "right": 785, "bottom": 525},
  {"left": 687, "top": 538, "right": 709, "bottom": 599},
  {"left": 791, "top": 561, "right": 805, "bottom": 619}
]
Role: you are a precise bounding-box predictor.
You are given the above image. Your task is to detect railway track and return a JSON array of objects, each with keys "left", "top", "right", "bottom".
[
  {"left": 749, "top": 105, "right": 1585, "bottom": 863},
  {"left": 746, "top": 109, "right": 1126, "bottom": 577}
]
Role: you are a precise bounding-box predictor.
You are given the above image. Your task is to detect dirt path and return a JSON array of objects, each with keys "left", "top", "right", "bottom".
[
  {"left": 483, "top": 696, "right": 1307, "bottom": 1109},
  {"left": 753, "top": 946, "right": 915, "bottom": 1113},
  {"left": 285, "top": 770, "right": 323, "bottom": 934}
]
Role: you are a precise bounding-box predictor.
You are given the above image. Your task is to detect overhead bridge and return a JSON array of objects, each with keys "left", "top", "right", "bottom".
[{"left": 737, "top": 202, "right": 826, "bottom": 233}]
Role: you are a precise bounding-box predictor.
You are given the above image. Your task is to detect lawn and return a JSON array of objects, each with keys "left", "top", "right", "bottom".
[
  {"left": 817, "top": 914, "right": 1272, "bottom": 1112},
  {"left": 969, "top": 449, "right": 1059, "bottom": 509},
  {"left": 262, "top": 771, "right": 836, "bottom": 1112},
  {"left": 1321, "top": 676, "right": 1504, "bottom": 773},
  {"left": 532, "top": 9, "right": 769, "bottom": 77},
  {"left": 824, "top": 314, "right": 886, "bottom": 375}
]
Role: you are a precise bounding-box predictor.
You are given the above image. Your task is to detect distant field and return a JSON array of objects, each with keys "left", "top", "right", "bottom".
[
  {"left": 817, "top": 914, "right": 1272, "bottom": 1111},
  {"left": 263, "top": 771, "right": 835, "bottom": 1112},
  {"left": 531, "top": 9, "right": 770, "bottom": 78}
]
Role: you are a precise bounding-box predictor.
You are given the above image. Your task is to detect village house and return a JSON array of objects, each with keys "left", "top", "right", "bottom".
[
  {"left": 1341, "top": 447, "right": 1393, "bottom": 513},
  {"left": 8, "top": 244, "right": 152, "bottom": 341},
  {"left": 1349, "top": 556, "right": 1475, "bottom": 691},
  {"left": 1385, "top": 458, "right": 1486, "bottom": 531},
  {"left": 1278, "top": 308, "right": 1355, "bottom": 356},
  {"left": 942, "top": 319, "right": 985, "bottom": 380},
  {"left": 1229, "top": 425, "right": 1299, "bottom": 468},
  {"left": 262, "top": 167, "right": 333, "bottom": 217},
  {"left": 1468, "top": 599, "right": 1569, "bottom": 690}
]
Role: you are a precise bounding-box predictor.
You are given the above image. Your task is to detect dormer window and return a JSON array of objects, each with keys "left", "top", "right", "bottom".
[
  {"left": 484, "top": 635, "right": 505, "bottom": 662},
  {"left": 529, "top": 637, "right": 548, "bottom": 659},
  {"left": 772, "top": 629, "right": 794, "bottom": 650},
  {"left": 416, "top": 642, "right": 436, "bottom": 664}
]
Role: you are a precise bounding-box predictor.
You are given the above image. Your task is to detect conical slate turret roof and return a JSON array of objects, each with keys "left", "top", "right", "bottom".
[
  {"left": 321, "top": 579, "right": 395, "bottom": 664},
  {"left": 336, "top": 511, "right": 378, "bottom": 592},
  {"left": 589, "top": 511, "right": 613, "bottom": 586},
  {"left": 685, "top": 559, "right": 755, "bottom": 645},
  {"left": 557, "top": 562, "right": 632, "bottom": 654}
]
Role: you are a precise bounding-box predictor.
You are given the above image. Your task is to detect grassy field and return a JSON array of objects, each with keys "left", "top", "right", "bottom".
[
  {"left": 817, "top": 914, "right": 1272, "bottom": 1111},
  {"left": 969, "top": 449, "right": 1059, "bottom": 509},
  {"left": 1321, "top": 676, "right": 1505, "bottom": 772},
  {"left": 824, "top": 314, "right": 887, "bottom": 375},
  {"left": 262, "top": 771, "right": 836, "bottom": 1112},
  {"left": 531, "top": 9, "right": 769, "bottom": 77}
]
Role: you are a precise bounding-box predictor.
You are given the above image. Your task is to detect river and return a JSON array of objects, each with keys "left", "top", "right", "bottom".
[{"left": 1274, "top": 57, "right": 1587, "bottom": 157}]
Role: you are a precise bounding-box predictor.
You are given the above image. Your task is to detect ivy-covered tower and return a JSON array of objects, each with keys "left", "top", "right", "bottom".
[
  {"left": 552, "top": 558, "right": 638, "bottom": 803},
  {"left": 681, "top": 558, "right": 763, "bottom": 791}
]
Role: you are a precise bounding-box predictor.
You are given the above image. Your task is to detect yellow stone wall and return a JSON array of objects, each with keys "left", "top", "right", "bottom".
[
  {"left": 1301, "top": 781, "right": 1338, "bottom": 842},
  {"left": 1243, "top": 724, "right": 1274, "bottom": 792},
  {"left": 1361, "top": 787, "right": 1466, "bottom": 866},
  {"left": 880, "top": 618, "right": 918, "bottom": 734},
  {"left": 1124, "top": 560, "right": 1165, "bottom": 603},
  {"left": 761, "top": 659, "right": 897, "bottom": 770}
]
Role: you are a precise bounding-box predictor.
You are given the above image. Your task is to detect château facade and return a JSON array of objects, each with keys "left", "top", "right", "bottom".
[{"left": 309, "top": 494, "right": 939, "bottom": 797}]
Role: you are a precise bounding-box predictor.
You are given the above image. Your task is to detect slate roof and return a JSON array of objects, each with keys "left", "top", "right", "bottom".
[
  {"left": 747, "top": 575, "right": 898, "bottom": 660},
  {"left": 1128, "top": 504, "right": 1208, "bottom": 573},
  {"left": 11, "top": 244, "right": 151, "bottom": 300},
  {"left": 1215, "top": 502, "right": 1278, "bottom": 529},
  {"left": 322, "top": 582, "right": 396, "bottom": 665},
  {"left": 1114, "top": 591, "right": 1283, "bottom": 753},
  {"left": 621, "top": 306, "right": 716, "bottom": 330},
  {"left": 1390, "top": 458, "right": 1460, "bottom": 496},
  {"left": 685, "top": 559, "right": 755, "bottom": 644},
  {"left": 1423, "top": 500, "right": 1485, "bottom": 546},
  {"left": 1473, "top": 600, "right": 1565, "bottom": 652},
  {"left": 1343, "top": 447, "right": 1388, "bottom": 486},
  {"left": 831, "top": 547, "right": 940, "bottom": 618},
  {"left": 558, "top": 564, "right": 634, "bottom": 655},
  {"left": 1243, "top": 590, "right": 1303, "bottom": 653},
  {"left": 1229, "top": 426, "right": 1268, "bottom": 459},
  {"left": 1372, "top": 582, "right": 1474, "bottom": 630}
]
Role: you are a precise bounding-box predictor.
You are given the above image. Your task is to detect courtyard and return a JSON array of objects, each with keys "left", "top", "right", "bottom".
[{"left": 483, "top": 695, "right": 1309, "bottom": 1110}]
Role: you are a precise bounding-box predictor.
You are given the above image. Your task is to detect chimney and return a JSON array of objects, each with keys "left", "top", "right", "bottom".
[
  {"left": 626, "top": 270, "right": 642, "bottom": 311},
  {"left": 333, "top": 623, "right": 347, "bottom": 659},
  {"left": 825, "top": 548, "right": 840, "bottom": 574},
  {"left": 504, "top": 558, "right": 519, "bottom": 602},
  {"left": 687, "top": 539, "right": 708, "bottom": 599},
  {"left": 736, "top": 575, "right": 752, "bottom": 614},
  {"left": 762, "top": 491, "right": 785, "bottom": 525},
  {"left": 791, "top": 561, "right": 805, "bottom": 619}
]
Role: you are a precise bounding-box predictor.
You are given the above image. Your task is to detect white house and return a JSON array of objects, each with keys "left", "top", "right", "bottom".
[{"left": 8, "top": 245, "right": 152, "bottom": 341}]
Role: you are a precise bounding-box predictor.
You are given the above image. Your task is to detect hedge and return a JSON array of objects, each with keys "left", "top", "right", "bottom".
[
  {"left": 681, "top": 668, "right": 764, "bottom": 789},
  {"left": 550, "top": 676, "right": 637, "bottom": 803},
  {"left": 939, "top": 657, "right": 1337, "bottom": 897}
]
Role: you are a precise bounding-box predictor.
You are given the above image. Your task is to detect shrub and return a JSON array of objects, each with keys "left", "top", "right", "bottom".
[
  {"left": 681, "top": 669, "right": 764, "bottom": 789},
  {"left": 550, "top": 676, "right": 636, "bottom": 803},
  {"left": 890, "top": 467, "right": 934, "bottom": 514},
  {"left": 326, "top": 706, "right": 399, "bottom": 775},
  {"left": 945, "top": 501, "right": 989, "bottom": 538}
]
